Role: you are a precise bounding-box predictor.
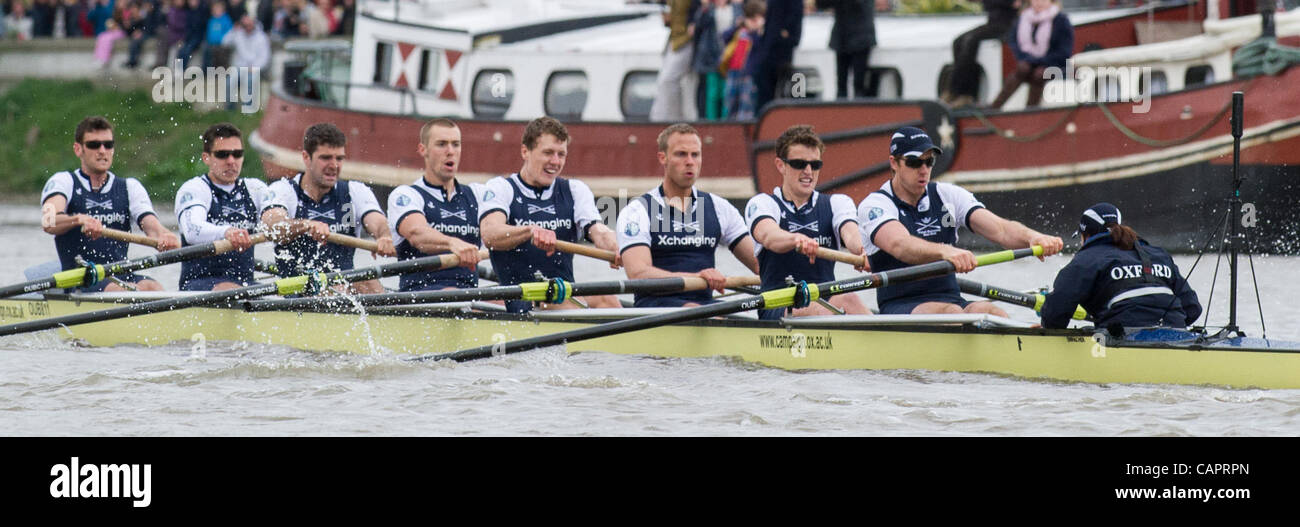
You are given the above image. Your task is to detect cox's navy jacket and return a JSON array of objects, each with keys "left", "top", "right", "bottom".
[{"left": 1041, "top": 233, "right": 1202, "bottom": 330}]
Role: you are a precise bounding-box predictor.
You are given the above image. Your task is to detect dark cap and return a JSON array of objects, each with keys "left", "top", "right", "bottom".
[
  {"left": 889, "top": 126, "right": 943, "bottom": 158},
  {"left": 1077, "top": 202, "right": 1122, "bottom": 238}
]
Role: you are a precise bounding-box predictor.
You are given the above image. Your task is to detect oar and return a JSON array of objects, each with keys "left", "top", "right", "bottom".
[
  {"left": 98, "top": 227, "right": 162, "bottom": 249},
  {"left": 326, "top": 232, "right": 379, "bottom": 253},
  {"left": 554, "top": 240, "right": 616, "bottom": 263},
  {"left": 244, "top": 269, "right": 759, "bottom": 312},
  {"left": 415, "top": 246, "right": 1043, "bottom": 362},
  {"left": 0, "top": 252, "right": 469, "bottom": 338},
  {"left": 0, "top": 233, "right": 272, "bottom": 299},
  {"left": 957, "top": 277, "right": 1088, "bottom": 320}
]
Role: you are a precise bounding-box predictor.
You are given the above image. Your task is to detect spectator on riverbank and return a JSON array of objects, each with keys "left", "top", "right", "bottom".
[
  {"left": 300, "top": 0, "right": 328, "bottom": 38},
  {"left": 333, "top": 0, "right": 352, "bottom": 35},
  {"left": 722, "top": 0, "right": 765, "bottom": 120},
  {"left": 31, "top": 0, "right": 55, "bottom": 37},
  {"left": 988, "top": 0, "right": 1074, "bottom": 109},
  {"left": 692, "top": 0, "right": 740, "bottom": 121},
  {"left": 747, "top": 0, "right": 801, "bottom": 113},
  {"left": 649, "top": 0, "right": 697, "bottom": 121},
  {"left": 224, "top": 0, "right": 242, "bottom": 20},
  {"left": 86, "top": 0, "right": 112, "bottom": 35},
  {"left": 152, "top": 0, "right": 185, "bottom": 67},
  {"left": 203, "top": 0, "right": 231, "bottom": 67},
  {"left": 175, "top": 0, "right": 205, "bottom": 68},
  {"left": 816, "top": 0, "right": 881, "bottom": 100},
  {"left": 122, "top": 0, "right": 157, "bottom": 68},
  {"left": 92, "top": 16, "right": 124, "bottom": 67},
  {"left": 4, "top": 1, "right": 35, "bottom": 40},
  {"left": 943, "top": 0, "right": 1018, "bottom": 107},
  {"left": 222, "top": 13, "right": 267, "bottom": 69}
]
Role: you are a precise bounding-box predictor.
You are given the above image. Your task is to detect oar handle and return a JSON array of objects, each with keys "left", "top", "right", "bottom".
[
  {"left": 554, "top": 240, "right": 615, "bottom": 263},
  {"left": 98, "top": 228, "right": 159, "bottom": 249},
  {"left": 212, "top": 233, "right": 271, "bottom": 254},
  {"left": 326, "top": 232, "right": 379, "bottom": 253},
  {"left": 815, "top": 247, "right": 867, "bottom": 267}
]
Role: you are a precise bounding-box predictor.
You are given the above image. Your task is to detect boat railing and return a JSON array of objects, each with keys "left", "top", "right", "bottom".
[{"left": 292, "top": 73, "right": 424, "bottom": 115}]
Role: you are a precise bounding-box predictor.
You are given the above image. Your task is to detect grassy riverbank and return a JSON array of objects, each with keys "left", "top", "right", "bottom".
[{"left": 0, "top": 78, "right": 265, "bottom": 201}]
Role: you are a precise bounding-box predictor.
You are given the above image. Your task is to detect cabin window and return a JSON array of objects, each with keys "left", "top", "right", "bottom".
[
  {"left": 372, "top": 42, "right": 393, "bottom": 85},
  {"left": 780, "top": 67, "right": 823, "bottom": 100},
  {"left": 620, "top": 71, "right": 657, "bottom": 121},
  {"left": 417, "top": 49, "right": 437, "bottom": 92},
  {"left": 545, "top": 71, "right": 589, "bottom": 120},
  {"left": 871, "top": 67, "right": 903, "bottom": 99},
  {"left": 1144, "top": 71, "right": 1168, "bottom": 96},
  {"left": 472, "top": 69, "right": 514, "bottom": 118},
  {"left": 1185, "top": 65, "right": 1214, "bottom": 87}
]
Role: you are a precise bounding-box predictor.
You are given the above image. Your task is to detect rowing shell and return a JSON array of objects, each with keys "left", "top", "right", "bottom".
[{"left": 1, "top": 293, "right": 1298, "bottom": 389}]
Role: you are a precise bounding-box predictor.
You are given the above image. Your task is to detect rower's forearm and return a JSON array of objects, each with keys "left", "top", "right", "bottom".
[
  {"left": 483, "top": 224, "right": 531, "bottom": 250},
  {"left": 892, "top": 238, "right": 952, "bottom": 265},
  {"left": 410, "top": 229, "right": 459, "bottom": 255},
  {"left": 43, "top": 213, "right": 82, "bottom": 235}
]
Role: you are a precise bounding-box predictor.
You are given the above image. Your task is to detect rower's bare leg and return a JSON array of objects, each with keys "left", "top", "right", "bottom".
[
  {"left": 110, "top": 279, "right": 164, "bottom": 292},
  {"left": 910, "top": 301, "right": 965, "bottom": 315},
  {"left": 785, "top": 295, "right": 870, "bottom": 317},
  {"left": 580, "top": 295, "right": 621, "bottom": 308},
  {"left": 212, "top": 281, "right": 244, "bottom": 291},
  {"left": 347, "top": 279, "right": 385, "bottom": 295},
  {"left": 537, "top": 301, "right": 579, "bottom": 311},
  {"left": 830, "top": 294, "right": 871, "bottom": 315},
  {"left": 962, "top": 300, "right": 1008, "bottom": 318}
]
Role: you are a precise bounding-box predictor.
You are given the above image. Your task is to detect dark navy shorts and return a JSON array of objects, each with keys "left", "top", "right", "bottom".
[
  {"left": 879, "top": 294, "right": 972, "bottom": 315},
  {"left": 180, "top": 276, "right": 253, "bottom": 292},
  {"left": 73, "top": 272, "right": 153, "bottom": 293}
]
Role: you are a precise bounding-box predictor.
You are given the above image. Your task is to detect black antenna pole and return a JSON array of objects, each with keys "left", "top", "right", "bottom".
[{"left": 1227, "top": 91, "right": 1244, "bottom": 337}]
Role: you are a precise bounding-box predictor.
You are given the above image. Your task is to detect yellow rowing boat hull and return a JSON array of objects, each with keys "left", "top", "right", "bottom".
[{"left": 2, "top": 296, "right": 1298, "bottom": 389}]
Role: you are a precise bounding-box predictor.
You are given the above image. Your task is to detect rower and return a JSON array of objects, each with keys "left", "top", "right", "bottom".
[
  {"left": 479, "top": 117, "right": 622, "bottom": 313},
  {"left": 387, "top": 118, "right": 484, "bottom": 291},
  {"left": 174, "top": 123, "right": 271, "bottom": 291},
  {"left": 745, "top": 125, "right": 870, "bottom": 319},
  {"left": 1041, "top": 203, "right": 1202, "bottom": 331},
  {"left": 857, "top": 126, "right": 1064, "bottom": 315},
  {"left": 260, "top": 123, "right": 396, "bottom": 294},
  {"left": 40, "top": 115, "right": 180, "bottom": 292},
  {"left": 616, "top": 123, "right": 759, "bottom": 307}
]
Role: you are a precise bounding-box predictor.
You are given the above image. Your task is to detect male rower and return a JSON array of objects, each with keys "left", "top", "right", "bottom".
[
  {"left": 479, "top": 117, "right": 622, "bottom": 313},
  {"left": 387, "top": 118, "right": 484, "bottom": 291},
  {"left": 745, "top": 125, "right": 870, "bottom": 319},
  {"left": 616, "top": 123, "right": 759, "bottom": 307},
  {"left": 40, "top": 116, "right": 180, "bottom": 292},
  {"left": 857, "top": 126, "right": 1064, "bottom": 315},
  {"left": 174, "top": 123, "right": 272, "bottom": 291},
  {"left": 260, "top": 123, "right": 396, "bottom": 294}
]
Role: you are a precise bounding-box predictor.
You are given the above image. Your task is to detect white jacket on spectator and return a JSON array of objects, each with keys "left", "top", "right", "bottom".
[{"left": 222, "top": 20, "right": 272, "bottom": 70}]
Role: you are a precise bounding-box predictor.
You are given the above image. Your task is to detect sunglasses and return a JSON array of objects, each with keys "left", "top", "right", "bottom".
[
  {"left": 82, "top": 140, "right": 115, "bottom": 150},
  {"left": 212, "top": 149, "right": 245, "bottom": 159},
  {"left": 782, "top": 158, "right": 823, "bottom": 170},
  {"left": 901, "top": 156, "right": 936, "bottom": 169}
]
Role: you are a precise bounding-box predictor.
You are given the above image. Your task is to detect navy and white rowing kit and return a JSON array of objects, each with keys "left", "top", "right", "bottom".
[
  {"left": 617, "top": 185, "right": 750, "bottom": 307},
  {"left": 263, "top": 173, "right": 383, "bottom": 277},
  {"left": 745, "top": 187, "right": 857, "bottom": 319},
  {"left": 388, "top": 177, "right": 484, "bottom": 291},
  {"left": 480, "top": 173, "right": 604, "bottom": 313},
  {"left": 174, "top": 174, "right": 269, "bottom": 290},
  {"left": 857, "top": 180, "right": 985, "bottom": 314},
  {"left": 41, "top": 169, "right": 159, "bottom": 291}
]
